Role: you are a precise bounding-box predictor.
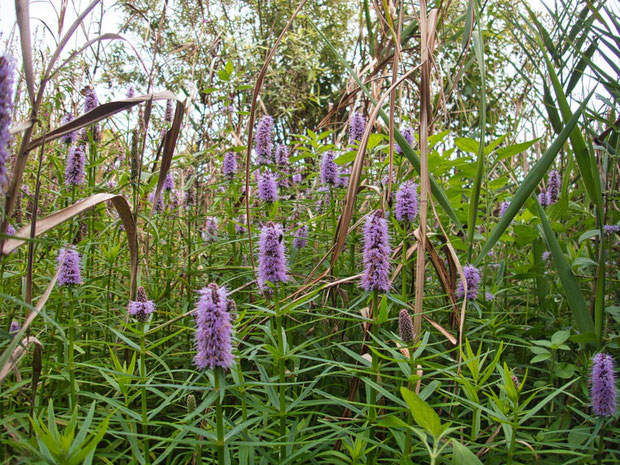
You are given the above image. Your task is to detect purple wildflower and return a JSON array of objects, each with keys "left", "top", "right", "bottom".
[
  {"left": 456, "top": 264, "right": 481, "bottom": 301},
  {"left": 275, "top": 144, "right": 289, "bottom": 166},
  {"left": 128, "top": 286, "right": 156, "bottom": 322},
  {"left": 320, "top": 151, "right": 338, "bottom": 185},
  {"left": 349, "top": 112, "right": 366, "bottom": 144},
  {"left": 9, "top": 320, "right": 20, "bottom": 334},
  {"left": 292, "top": 173, "right": 302, "bottom": 184},
  {"left": 395, "top": 127, "right": 414, "bottom": 154},
  {"left": 5, "top": 223, "right": 15, "bottom": 235},
  {"left": 59, "top": 113, "right": 77, "bottom": 145},
  {"left": 234, "top": 216, "right": 247, "bottom": 234},
  {"left": 149, "top": 191, "right": 165, "bottom": 213},
  {"left": 538, "top": 189, "right": 549, "bottom": 207},
  {"left": 590, "top": 353, "right": 616, "bottom": 417},
  {"left": 106, "top": 180, "right": 116, "bottom": 189},
  {"left": 84, "top": 87, "right": 99, "bottom": 113},
  {"left": 126, "top": 87, "right": 136, "bottom": 99},
  {"left": 163, "top": 173, "right": 175, "bottom": 191},
  {"left": 65, "top": 145, "right": 85, "bottom": 186},
  {"left": 547, "top": 170, "right": 561, "bottom": 205},
  {"left": 337, "top": 166, "right": 349, "bottom": 187},
  {"left": 258, "top": 170, "right": 278, "bottom": 203},
  {"left": 57, "top": 248, "right": 82, "bottom": 286},
  {"left": 499, "top": 201, "right": 509, "bottom": 217},
  {"left": 258, "top": 222, "right": 288, "bottom": 288},
  {"left": 0, "top": 54, "right": 15, "bottom": 189},
  {"left": 542, "top": 251, "right": 551, "bottom": 262},
  {"left": 164, "top": 100, "right": 173, "bottom": 123},
  {"left": 360, "top": 211, "right": 391, "bottom": 293},
  {"left": 485, "top": 292, "right": 495, "bottom": 301},
  {"left": 292, "top": 224, "right": 308, "bottom": 250},
  {"left": 398, "top": 309, "right": 415, "bottom": 343},
  {"left": 395, "top": 181, "right": 418, "bottom": 223},
  {"left": 194, "top": 283, "right": 234, "bottom": 370},
  {"left": 203, "top": 216, "right": 218, "bottom": 242},
  {"left": 604, "top": 224, "right": 620, "bottom": 234},
  {"left": 254, "top": 115, "right": 274, "bottom": 164},
  {"left": 222, "top": 152, "right": 237, "bottom": 178}
]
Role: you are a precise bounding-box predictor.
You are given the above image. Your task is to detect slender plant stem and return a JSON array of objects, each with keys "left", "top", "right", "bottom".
[
  {"left": 140, "top": 324, "right": 150, "bottom": 464},
  {"left": 403, "top": 347, "right": 415, "bottom": 457},
  {"left": 214, "top": 367, "right": 225, "bottom": 464},
  {"left": 67, "top": 287, "right": 76, "bottom": 410},
  {"left": 368, "top": 290, "right": 379, "bottom": 465},
  {"left": 274, "top": 286, "right": 287, "bottom": 461}
]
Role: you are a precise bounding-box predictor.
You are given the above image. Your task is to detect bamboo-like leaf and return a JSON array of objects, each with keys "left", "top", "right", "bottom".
[
  {"left": 535, "top": 202, "right": 594, "bottom": 334},
  {"left": 28, "top": 91, "right": 178, "bottom": 151},
  {"left": 15, "top": 0, "right": 35, "bottom": 104},
  {"left": 542, "top": 51, "right": 602, "bottom": 213},
  {"left": 467, "top": 29, "right": 487, "bottom": 262},
  {"left": 473, "top": 93, "right": 592, "bottom": 265},
  {"left": 2, "top": 193, "right": 138, "bottom": 296}
]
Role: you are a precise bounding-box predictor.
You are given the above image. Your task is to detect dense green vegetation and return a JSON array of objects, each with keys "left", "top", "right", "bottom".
[{"left": 1, "top": 0, "right": 618, "bottom": 463}]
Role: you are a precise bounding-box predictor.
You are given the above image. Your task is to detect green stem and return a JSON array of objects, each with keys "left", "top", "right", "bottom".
[
  {"left": 214, "top": 367, "right": 225, "bottom": 464},
  {"left": 274, "top": 287, "right": 287, "bottom": 461},
  {"left": 368, "top": 291, "right": 379, "bottom": 465},
  {"left": 67, "top": 288, "right": 76, "bottom": 410},
  {"left": 401, "top": 230, "right": 408, "bottom": 301},
  {"left": 403, "top": 345, "right": 415, "bottom": 458},
  {"left": 140, "top": 325, "right": 150, "bottom": 464}
]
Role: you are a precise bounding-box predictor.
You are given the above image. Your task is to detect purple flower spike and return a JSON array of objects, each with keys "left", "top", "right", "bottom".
[
  {"left": 275, "top": 144, "right": 289, "bottom": 166},
  {"left": 84, "top": 87, "right": 99, "bottom": 113},
  {"left": 398, "top": 309, "right": 415, "bottom": 343},
  {"left": 234, "top": 216, "right": 247, "bottom": 234},
  {"left": 258, "top": 170, "right": 278, "bottom": 203},
  {"left": 349, "top": 112, "right": 366, "bottom": 144},
  {"left": 126, "top": 87, "right": 136, "bottom": 99},
  {"left": 292, "top": 173, "right": 302, "bottom": 184},
  {"left": 128, "top": 286, "right": 156, "bottom": 322},
  {"left": 59, "top": 113, "right": 77, "bottom": 145},
  {"left": 9, "top": 320, "right": 20, "bottom": 334},
  {"left": 203, "top": 216, "right": 218, "bottom": 242},
  {"left": 292, "top": 224, "right": 308, "bottom": 250},
  {"left": 65, "top": 145, "right": 85, "bottom": 186},
  {"left": 222, "top": 152, "right": 237, "bottom": 177},
  {"left": 456, "top": 264, "right": 481, "bottom": 301},
  {"left": 542, "top": 251, "right": 551, "bottom": 261},
  {"left": 164, "top": 99, "right": 173, "bottom": 123},
  {"left": 0, "top": 54, "right": 15, "bottom": 189},
  {"left": 395, "top": 181, "right": 418, "bottom": 223},
  {"left": 6, "top": 223, "right": 15, "bottom": 236},
  {"left": 395, "top": 127, "right": 414, "bottom": 154},
  {"left": 547, "top": 170, "right": 561, "bottom": 205},
  {"left": 360, "top": 211, "right": 391, "bottom": 293},
  {"left": 258, "top": 222, "right": 288, "bottom": 288},
  {"left": 163, "top": 173, "right": 175, "bottom": 191},
  {"left": 57, "top": 248, "right": 82, "bottom": 286},
  {"left": 485, "top": 292, "right": 495, "bottom": 301},
  {"left": 538, "top": 189, "right": 549, "bottom": 207},
  {"left": 320, "top": 151, "right": 338, "bottom": 185},
  {"left": 254, "top": 115, "right": 274, "bottom": 164},
  {"left": 149, "top": 191, "right": 165, "bottom": 213},
  {"left": 604, "top": 224, "right": 620, "bottom": 234},
  {"left": 591, "top": 353, "right": 616, "bottom": 417},
  {"left": 194, "top": 283, "right": 234, "bottom": 371},
  {"left": 499, "top": 201, "right": 510, "bottom": 217}
]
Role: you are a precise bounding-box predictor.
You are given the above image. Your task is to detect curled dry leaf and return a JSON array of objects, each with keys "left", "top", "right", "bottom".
[{"left": 0, "top": 336, "right": 42, "bottom": 384}]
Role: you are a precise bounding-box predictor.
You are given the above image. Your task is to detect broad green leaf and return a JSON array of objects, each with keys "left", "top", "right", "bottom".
[
  {"left": 400, "top": 387, "right": 445, "bottom": 440},
  {"left": 452, "top": 440, "right": 483, "bottom": 465}
]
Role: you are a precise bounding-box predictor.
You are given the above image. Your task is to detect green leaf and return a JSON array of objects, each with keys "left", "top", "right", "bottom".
[
  {"left": 531, "top": 353, "right": 551, "bottom": 363},
  {"left": 218, "top": 69, "right": 230, "bottom": 81},
  {"left": 452, "top": 439, "right": 483, "bottom": 465},
  {"left": 551, "top": 330, "right": 571, "bottom": 346},
  {"left": 454, "top": 137, "right": 479, "bottom": 154},
  {"left": 400, "top": 387, "right": 445, "bottom": 440},
  {"left": 225, "top": 60, "right": 234, "bottom": 75},
  {"left": 536, "top": 201, "right": 594, "bottom": 333}
]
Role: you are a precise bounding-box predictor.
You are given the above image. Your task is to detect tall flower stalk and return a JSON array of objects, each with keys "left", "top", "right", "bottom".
[{"left": 258, "top": 222, "right": 288, "bottom": 460}]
